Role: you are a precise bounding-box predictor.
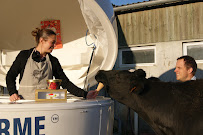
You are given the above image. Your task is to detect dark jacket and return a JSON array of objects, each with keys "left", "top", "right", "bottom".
[{"left": 6, "top": 48, "right": 87, "bottom": 98}]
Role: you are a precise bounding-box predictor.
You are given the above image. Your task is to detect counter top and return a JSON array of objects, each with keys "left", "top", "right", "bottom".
[{"left": 0, "top": 95, "right": 113, "bottom": 111}]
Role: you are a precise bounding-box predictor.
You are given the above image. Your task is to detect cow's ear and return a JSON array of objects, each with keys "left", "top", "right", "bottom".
[
  {"left": 137, "top": 69, "right": 146, "bottom": 78},
  {"left": 95, "top": 70, "right": 108, "bottom": 85}
]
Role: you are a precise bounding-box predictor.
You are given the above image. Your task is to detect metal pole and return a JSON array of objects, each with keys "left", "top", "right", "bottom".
[{"left": 134, "top": 112, "right": 138, "bottom": 135}]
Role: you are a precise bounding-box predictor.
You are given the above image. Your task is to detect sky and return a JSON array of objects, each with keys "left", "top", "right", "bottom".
[{"left": 110, "top": 0, "right": 146, "bottom": 6}]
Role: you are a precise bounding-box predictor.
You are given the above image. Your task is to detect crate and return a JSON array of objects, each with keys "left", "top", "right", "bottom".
[{"left": 35, "top": 89, "right": 67, "bottom": 102}]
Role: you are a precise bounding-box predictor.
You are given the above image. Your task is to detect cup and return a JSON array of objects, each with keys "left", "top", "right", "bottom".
[{"left": 47, "top": 79, "right": 62, "bottom": 89}]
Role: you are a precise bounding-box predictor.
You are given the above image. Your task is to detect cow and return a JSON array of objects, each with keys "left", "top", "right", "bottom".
[{"left": 95, "top": 69, "right": 203, "bottom": 135}]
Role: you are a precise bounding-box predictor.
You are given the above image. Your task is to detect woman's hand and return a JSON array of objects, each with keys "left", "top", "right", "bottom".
[
  {"left": 10, "top": 93, "right": 20, "bottom": 102},
  {"left": 86, "top": 90, "right": 99, "bottom": 99}
]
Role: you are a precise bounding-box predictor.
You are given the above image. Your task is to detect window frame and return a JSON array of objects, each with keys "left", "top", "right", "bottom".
[
  {"left": 118, "top": 46, "right": 156, "bottom": 68},
  {"left": 183, "top": 41, "right": 203, "bottom": 63}
]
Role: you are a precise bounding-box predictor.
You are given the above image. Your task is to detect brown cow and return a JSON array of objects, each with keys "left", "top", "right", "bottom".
[{"left": 95, "top": 69, "right": 203, "bottom": 135}]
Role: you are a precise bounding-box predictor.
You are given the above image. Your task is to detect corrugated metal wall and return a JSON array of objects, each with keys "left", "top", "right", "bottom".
[{"left": 117, "top": 2, "right": 203, "bottom": 47}]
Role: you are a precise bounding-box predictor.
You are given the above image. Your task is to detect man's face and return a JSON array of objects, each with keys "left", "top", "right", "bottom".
[{"left": 174, "top": 59, "right": 192, "bottom": 82}]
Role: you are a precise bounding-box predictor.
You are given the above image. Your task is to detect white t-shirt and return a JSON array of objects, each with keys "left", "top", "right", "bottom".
[{"left": 191, "top": 76, "right": 196, "bottom": 80}]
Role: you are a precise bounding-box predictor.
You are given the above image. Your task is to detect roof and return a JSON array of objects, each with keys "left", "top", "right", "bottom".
[
  {"left": 112, "top": 0, "right": 151, "bottom": 7},
  {"left": 113, "top": 0, "right": 197, "bottom": 14}
]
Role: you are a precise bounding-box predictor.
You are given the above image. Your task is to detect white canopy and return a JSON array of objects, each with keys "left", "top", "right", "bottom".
[{"left": 0, "top": 0, "right": 118, "bottom": 89}]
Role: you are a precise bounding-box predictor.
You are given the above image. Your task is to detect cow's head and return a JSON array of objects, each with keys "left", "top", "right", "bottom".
[{"left": 95, "top": 69, "right": 147, "bottom": 100}]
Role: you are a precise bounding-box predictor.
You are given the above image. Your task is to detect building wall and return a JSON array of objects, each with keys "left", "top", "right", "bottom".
[
  {"left": 115, "top": 1, "right": 203, "bottom": 80},
  {"left": 115, "top": 39, "right": 203, "bottom": 81},
  {"left": 117, "top": 1, "right": 203, "bottom": 46}
]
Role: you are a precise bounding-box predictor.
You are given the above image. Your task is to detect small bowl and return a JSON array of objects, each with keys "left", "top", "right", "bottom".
[{"left": 47, "top": 79, "right": 62, "bottom": 89}]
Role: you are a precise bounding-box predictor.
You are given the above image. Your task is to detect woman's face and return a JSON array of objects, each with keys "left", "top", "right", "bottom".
[{"left": 42, "top": 35, "right": 56, "bottom": 54}]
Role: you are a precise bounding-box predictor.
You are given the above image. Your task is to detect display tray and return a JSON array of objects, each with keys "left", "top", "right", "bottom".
[{"left": 35, "top": 89, "right": 67, "bottom": 102}]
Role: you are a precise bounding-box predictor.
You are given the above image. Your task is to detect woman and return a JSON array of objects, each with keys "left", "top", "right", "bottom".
[{"left": 6, "top": 28, "right": 98, "bottom": 101}]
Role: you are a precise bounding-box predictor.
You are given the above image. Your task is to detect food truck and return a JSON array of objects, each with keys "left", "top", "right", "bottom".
[{"left": 0, "top": 0, "right": 118, "bottom": 134}]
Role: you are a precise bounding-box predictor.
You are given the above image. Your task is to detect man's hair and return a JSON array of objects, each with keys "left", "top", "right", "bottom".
[{"left": 177, "top": 55, "right": 197, "bottom": 76}]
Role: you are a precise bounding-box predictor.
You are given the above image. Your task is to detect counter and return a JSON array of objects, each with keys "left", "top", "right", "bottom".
[{"left": 0, "top": 95, "right": 114, "bottom": 135}]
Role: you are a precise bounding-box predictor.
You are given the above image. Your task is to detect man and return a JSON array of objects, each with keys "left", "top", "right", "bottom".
[{"left": 174, "top": 55, "right": 197, "bottom": 82}]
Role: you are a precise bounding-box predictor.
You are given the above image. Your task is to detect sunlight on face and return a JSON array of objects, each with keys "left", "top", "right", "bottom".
[
  {"left": 174, "top": 59, "right": 191, "bottom": 82},
  {"left": 42, "top": 35, "right": 56, "bottom": 53}
]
